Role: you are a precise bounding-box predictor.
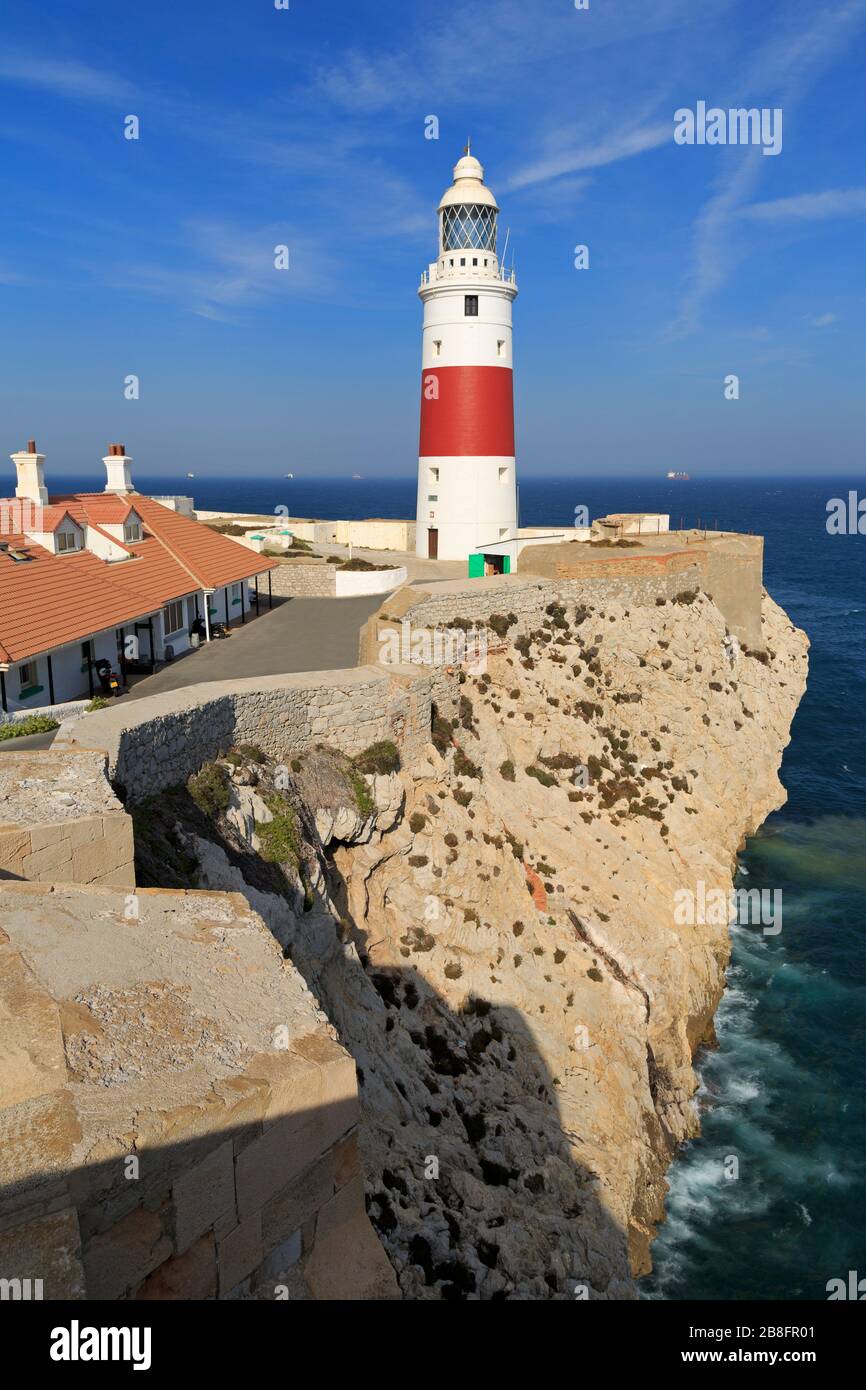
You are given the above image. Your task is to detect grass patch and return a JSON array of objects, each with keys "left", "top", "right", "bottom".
[
  {"left": 255, "top": 794, "right": 301, "bottom": 867},
  {"left": 348, "top": 767, "right": 375, "bottom": 818},
  {"left": 187, "top": 762, "right": 231, "bottom": 817},
  {"left": 0, "top": 714, "right": 60, "bottom": 741}
]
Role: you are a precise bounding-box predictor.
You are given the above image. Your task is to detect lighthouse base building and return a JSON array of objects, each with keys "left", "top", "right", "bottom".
[{"left": 416, "top": 150, "right": 518, "bottom": 572}]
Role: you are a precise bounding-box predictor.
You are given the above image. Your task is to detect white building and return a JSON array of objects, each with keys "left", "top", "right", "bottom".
[{"left": 0, "top": 441, "right": 277, "bottom": 716}]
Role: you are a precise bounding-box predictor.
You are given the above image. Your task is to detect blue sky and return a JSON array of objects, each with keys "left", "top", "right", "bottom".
[{"left": 1, "top": 0, "right": 865, "bottom": 480}]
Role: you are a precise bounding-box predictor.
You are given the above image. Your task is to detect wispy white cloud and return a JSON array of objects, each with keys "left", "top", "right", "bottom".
[
  {"left": 506, "top": 124, "right": 670, "bottom": 192},
  {"left": 740, "top": 188, "right": 866, "bottom": 222},
  {"left": 0, "top": 53, "right": 135, "bottom": 103},
  {"left": 667, "top": 0, "right": 866, "bottom": 337},
  {"left": 94, "top": 221, "right": 341, "bottom": 322},
  {"left": 808, "top": 312, "right": 838, "bottom": 327}
]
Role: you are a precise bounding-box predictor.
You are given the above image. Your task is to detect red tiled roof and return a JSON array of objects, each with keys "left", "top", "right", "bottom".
[
  {"left": 0, "top": 490, "right": 276, "bottom": 665},
  {"left": 0, "top": 539, "right": 157, "bottom": 664},
  {"left": 31, "top": 506, "right": 80, "bottom": 534},
  {"left": 53, "top": 493, "right": 277, "bottom": 589}
]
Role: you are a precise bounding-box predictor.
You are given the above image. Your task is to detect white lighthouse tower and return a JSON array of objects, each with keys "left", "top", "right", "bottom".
[{"left": 415, "top": 147, "right": 518, "bottom": 571}]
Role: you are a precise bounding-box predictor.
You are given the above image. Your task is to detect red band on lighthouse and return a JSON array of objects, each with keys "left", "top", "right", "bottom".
[{"left": 419, "top": 366, "right": 515, "bottom": 458}]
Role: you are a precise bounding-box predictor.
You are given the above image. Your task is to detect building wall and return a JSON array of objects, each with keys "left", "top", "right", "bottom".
[{"left": 4, "top": 627, "right": 121, "bottom": 713}]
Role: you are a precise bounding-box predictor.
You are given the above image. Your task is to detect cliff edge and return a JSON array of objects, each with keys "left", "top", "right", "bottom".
[{"left": 131, "top": 584, "right": 808, "bottom": 1298}]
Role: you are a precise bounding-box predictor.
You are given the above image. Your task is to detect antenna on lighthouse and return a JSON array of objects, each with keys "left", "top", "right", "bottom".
[{"left": 501, "top": 226, "right": 511, "bottom": 278}]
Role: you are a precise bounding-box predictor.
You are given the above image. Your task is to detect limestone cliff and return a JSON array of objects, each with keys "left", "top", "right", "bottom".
[{"left": 133, "top": 587, "right": 808, "bottom": 1299}]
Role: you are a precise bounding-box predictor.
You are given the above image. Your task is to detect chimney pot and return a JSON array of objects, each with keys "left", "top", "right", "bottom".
[{"left": 27, "top": 439, "right": 36, "bottom": 454}]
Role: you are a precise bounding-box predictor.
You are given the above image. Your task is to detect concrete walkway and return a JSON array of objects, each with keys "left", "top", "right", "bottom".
[{"left": 123, "top": 594, "right": 384, "bottom": 700}]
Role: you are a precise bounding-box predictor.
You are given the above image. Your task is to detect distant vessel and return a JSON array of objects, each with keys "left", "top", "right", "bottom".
[
  {"left": 285, "top": 473, "right": 294, "bottom": 478},
  {"left": 186, "top": 472, "right": 195, "bottom": 478},
  {"left": 666, "top": 470, "right": 690, "bottom": 480},
  {"left": 352, "top": 473, "right": 362, "bottom": 479}
]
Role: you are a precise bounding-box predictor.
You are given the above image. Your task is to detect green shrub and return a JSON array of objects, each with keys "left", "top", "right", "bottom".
[
  {"left": 338, "top": 557, "right": 392, "bottom": 571},
  {"left": 85, "top": 696, "right": 109, "bottom": 712},
  {"left": 234, "top": 743, "right": 265, "bottom": 764},
  {"left": 187, "top": 762, "right": 231, "bottom": 816},
  {"left": 525, "top": 765, "right": 557, "bottom": 788},
  {"left": 409, "top": 812, "right": 427, "bottom": 833},
  {"left": 255, "top": 795, "right": 301, "bottom": 867},
  {"left": 0, "top": 714, "right": 60, "bottom": 741},
  {"left": 488, "top": 612, "right": 516, "bottom": 639},
  {"left": 354, "top": 740, "right": 400, "bottom": 776},
  {"left": 348, "top": 768, "right": 375, "bottom": 817},
  {"left": 499, "top": 760, "right": 516, "bottom": 782},
  {"left": 453, "top": 745, "right": 482, "bottom": 780}
]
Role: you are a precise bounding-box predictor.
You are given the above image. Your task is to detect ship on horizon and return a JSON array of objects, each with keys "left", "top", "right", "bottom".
[{"left": 666, "top": 470, "right": 690, "bottom": 480}]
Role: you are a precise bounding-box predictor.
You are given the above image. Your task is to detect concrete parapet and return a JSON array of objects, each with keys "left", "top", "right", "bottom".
[
  {"left": 56, "top": 665, "right": 446, "bottom": 805},
  {"left": 0, "top": 750, "right": 134, "bottom": 888},
  {"left": 0, "top": 882, "right": 398, "bottom": 1300}
]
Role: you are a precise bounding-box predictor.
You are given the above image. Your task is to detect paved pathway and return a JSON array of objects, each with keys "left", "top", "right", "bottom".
[{"left": 123, "top": 594, "right": 384, "bottom": 699}]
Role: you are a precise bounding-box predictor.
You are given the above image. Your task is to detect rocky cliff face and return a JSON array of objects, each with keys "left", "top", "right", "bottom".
[{"left": 133, "top": 588, "right": 808, "bottom": 1299}]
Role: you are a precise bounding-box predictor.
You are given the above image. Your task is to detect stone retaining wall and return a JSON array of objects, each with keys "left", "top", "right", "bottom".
[
  {"left": 0, "top": 882, "right": 397, "bottom": 1301},
  {"left": 267, "top": 563, "right": 407, "bottom": 599},
  {"left": 56, "top": 666, "right": 453, "bottom": 805},
  {"left": 0, "top": 750, "right": 134, "bottom": 887},
  {"left": 360, "top": 538, "right": 763, "bottom": 657},
  {"left": 268, "top": 562, "right": 338, "bottom": 598}
]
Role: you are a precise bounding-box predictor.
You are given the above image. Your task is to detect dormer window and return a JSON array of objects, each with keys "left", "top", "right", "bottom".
[
  {"left": 123, "top": 520, "right": 143, "bottom": 543},
  {"left": 56, "top": 530, "right": 81, "bottom": 553}
]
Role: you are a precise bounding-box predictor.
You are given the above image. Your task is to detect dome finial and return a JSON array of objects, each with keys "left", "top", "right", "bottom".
[{"left": 465, "top": 137, "right": 471, "bottom": 156}]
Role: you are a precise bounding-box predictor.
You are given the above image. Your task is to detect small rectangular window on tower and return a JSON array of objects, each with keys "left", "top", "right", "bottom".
[
  {"left": 497, "top": 339, "right": 506, "bottom": 358},
  {"left": 465, "top": 295, "right": 479, "bottom": 317},
  {"left": 429, "top": 466, "right": 439, "bottom": 484},
  {"left": 498, "top": 466, "right": 509, "bottom": 484},
  {"left": 432, "top": 339, "right": 442, "bottom": 357}
]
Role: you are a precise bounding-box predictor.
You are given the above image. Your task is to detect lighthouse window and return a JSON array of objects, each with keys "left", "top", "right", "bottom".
[
  {"left": 432, "top": 340, "right": 442, "bottom": 357},
  {"left": 442, "top": 204, "right": 497, "bottom": 252},
  {"left": 499, "top": 467, "right": 509, "bottom": 484},
  {"left": 497, "top": 340, "right": 506, "bottom": 358},
  {"left": 460, "top": 258, "right": 466, "bottom": 267},
  {"left": 472, "top": 258, "right": 478, "bottom": 266},
  {"left": 428, "top": 467, "right": 439, "bottom": 485},
  {"left": 464, "top": 295, "right": 479, "bottom": 317}
]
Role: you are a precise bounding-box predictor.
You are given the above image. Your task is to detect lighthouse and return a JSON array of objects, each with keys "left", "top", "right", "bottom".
[{"left": 416, "top": 147, "right": 518, "bottom": 570}]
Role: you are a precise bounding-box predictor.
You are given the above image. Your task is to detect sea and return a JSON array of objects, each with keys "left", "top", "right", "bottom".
[{"left": 36, "top": 471, "right": 866, "bottom": 1301}]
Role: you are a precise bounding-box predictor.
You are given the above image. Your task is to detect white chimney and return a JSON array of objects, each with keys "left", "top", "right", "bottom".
[
  {"left": 11, "top": 439, "right": 48, "bottom": 508},
  {"left": 103, "top": 443, "right": 134, "bottom": 494}
]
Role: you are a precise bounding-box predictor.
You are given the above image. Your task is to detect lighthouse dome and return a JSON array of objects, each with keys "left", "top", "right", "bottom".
[
  {"left": 437, "top": 146, "right": 499, "bottom": 255},
  {"left": 438, "top": 151, "right": 499, "bottom": 212}
]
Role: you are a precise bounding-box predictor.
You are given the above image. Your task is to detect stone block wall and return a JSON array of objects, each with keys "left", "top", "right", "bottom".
[
  {"left": 268, "top": 562, "right": 338, "bottom": 598},
  {"left": 57, "top": 666, "right": 447, "bottom": 805},
  {"left": 0, "top": 812, "right": 134, "bottom": 888},
  {"left": 0, "top": 749, "right": 135, "bottom": 888},
  {"left": 0, "top": 883, "right": 398, "bottom": 1301},
  {"left": 362, "top": 535, "right": 763, "bottom": 655}
]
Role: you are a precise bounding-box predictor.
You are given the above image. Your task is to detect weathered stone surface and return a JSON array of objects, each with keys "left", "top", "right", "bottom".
[
  {"left": 217, "top": 1214, "right": 263, "bottom": 1295},
  {"left": 173, "top": 1140, "right": 236, "bottom": 1254},
  {"left": 134, "top": 1231, "right": 217, "bottom": 1300},
  {"left": 0, "top": 1206, "right": 85, "bottom": 1299}
]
